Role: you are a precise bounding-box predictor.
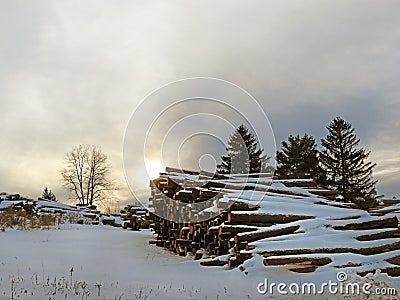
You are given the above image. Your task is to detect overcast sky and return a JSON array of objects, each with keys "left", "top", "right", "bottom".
[{"left": 1, "top": 0, "right": 399, "bottom": 205}]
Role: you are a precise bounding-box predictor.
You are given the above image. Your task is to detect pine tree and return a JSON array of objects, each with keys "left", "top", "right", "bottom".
[
  {"left": 42, "top": 187, "right": 50, "bottom": 200},
  {"left": 49, "top": 190, "right": 57, "bottom": 202},
  {"left": 276, "top": 134, "right": 325, "bottom": 182},
  {"left": 320, "top": 117, "right": 377, "bottom": 208},
  {"left": 217, "top": 124, "right": 270, "bottom": 174},
  {"left": 41, "top": 186, "right": 57, "bottom": 201}
]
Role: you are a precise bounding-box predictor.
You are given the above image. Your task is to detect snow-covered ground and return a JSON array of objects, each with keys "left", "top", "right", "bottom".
[
  {"left": 1, "top": 186, "right": 399, "bottom": 300},
  {"left": 1, "top": 224, "right": 398, "bottom": 300},
  {"left": 0, "top": 225, "right": 258, "bottom": 300}
]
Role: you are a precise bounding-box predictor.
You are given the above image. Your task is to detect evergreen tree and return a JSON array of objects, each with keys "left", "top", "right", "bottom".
[
  {"left": 42, "top": 186, "right": 50, "bottom": 199},
  {"left": 42, "top": 186, "right": 57, "bottom": 201},
  {"left": 49, "top": 190, "right": 57, "bottom": 202},
  {"left": 320, "top": 117, "right": 377, "bottom": 208},
  {"left": 276, "top": 134, "right": 325, "bottom": 182},
  {"left": 217, "top": 124, "right": 270, "bottom": 174}
]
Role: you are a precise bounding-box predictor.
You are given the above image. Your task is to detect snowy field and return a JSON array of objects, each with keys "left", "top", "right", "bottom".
[
  {"left": 1, "top": 224, "right": 398, "bottom": 300},
  {"left": 1, "top": 225, "right": 258, "bottom": 300}
]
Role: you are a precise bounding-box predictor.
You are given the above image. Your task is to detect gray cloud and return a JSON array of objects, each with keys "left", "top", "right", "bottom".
[{"left": 1, "top": 0, "right": 399, "bottom": 203}]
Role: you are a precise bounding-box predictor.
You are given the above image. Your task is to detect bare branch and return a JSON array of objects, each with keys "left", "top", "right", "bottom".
[{"left": 61, "top": 144, "right": 118, "bottom": 206}]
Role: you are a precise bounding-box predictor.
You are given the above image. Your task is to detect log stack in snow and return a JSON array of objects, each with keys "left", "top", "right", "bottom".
[{"left": 138, "top": 167, "right": 400, "bottom": 277}]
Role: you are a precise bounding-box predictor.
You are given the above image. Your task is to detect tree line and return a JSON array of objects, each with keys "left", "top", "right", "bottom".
[
  {"left": 52, "top": 116, "right": 377, "bottom": 210},
  {"left": 217, "top": 117, "right": 378, "bottom": 209}
]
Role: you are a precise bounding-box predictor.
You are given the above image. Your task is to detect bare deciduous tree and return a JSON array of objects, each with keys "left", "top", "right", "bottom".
[{"left": 61, "top": 144, "right": 117, "bottom": 206}]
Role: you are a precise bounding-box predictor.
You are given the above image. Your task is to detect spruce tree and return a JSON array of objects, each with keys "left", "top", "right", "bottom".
[
  {"left": 49, "top": 190, "right": 57, "bottom": 202},
  {"left": 42, "top": 186, "right": 57, "bottom": 201},
  {"left": 320, "top": 117, "right": 377, "bottom": 208},
  {"left": 42, "top": 187, "right": 50, "bottom": 200},
  {"left": 217, "top": 124, "right": 270, "bottom": 174},
  {"left": 276, "top": 134, "right": 325, "bottom": 182}
]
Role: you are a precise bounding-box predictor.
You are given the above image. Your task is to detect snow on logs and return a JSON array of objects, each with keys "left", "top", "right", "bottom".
[
  {"left": 146, "top": 169, "right": 311, "bottom": 268},
  {"left": 332, "top": 216, "right": 398, "bottom": 231},
  {"left": 234, "top": 225, "right": 300, "bottom": 244},
  {"left": 227, "top": 212, "right": 314, "bottom": 225},
  {"left": 145, "top": 169, "right": 400, "bottom": 275}
]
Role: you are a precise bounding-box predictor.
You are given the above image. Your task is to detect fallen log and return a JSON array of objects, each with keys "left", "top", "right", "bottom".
[
  {"left": 330, "top": 215, "right": 361, "bottom": 221},
  {"left": 218, "top": 225, "right": 258, "bottom": 236},
  {"left": 355, "top": 228, "right": 400, "bottom": 241},
  {"left": 228, "top": 213, "right": 314, "bottom": 225},
  {"left": 263, "top": 256, "right": 332, "bottom": 266},
  {"left": 333, "top": 216, "right": 398, "bottom": 231},
  {"left": 234, "top": 225, "right": 300, "bottom": 244},
  {"left": 370, "top": 208, "right": 400, "bottom": 217},
  {"left": 383, "top": 199, "right": 400, "bottom": 205},
  {"left": 386, "top": 255, "right": 400, "bottom": 266},
  {"left": 229, "top": 201, "right": 260, "bottom": 211},
  {"left": 258, "top": 240, "right": 400, "bottom": 257},
  {"left": 289, "top": 265, "right": 318, "bottom": 273},
  {"left": 200, "top": 259, "right": 227, "bottom": 267},
  {"left": 382, "top": 266, "right": 400, "bottom": 277}
]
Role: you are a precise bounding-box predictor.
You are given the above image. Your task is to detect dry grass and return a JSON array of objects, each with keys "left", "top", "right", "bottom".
[{"left": 0, "top": 204, "right": 63, "bottom": 231}]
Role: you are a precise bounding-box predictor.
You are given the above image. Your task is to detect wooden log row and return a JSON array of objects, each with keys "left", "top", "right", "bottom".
[
  {"left": 263, "top": 256, "right": 332, "bottom": 267},
  {"left": 258, "top": 240, "right": 400, "bottom": 257},
  {"left": 234, "top": 225, "right": 300, "bottom": 244},
  {"left": 333, "top": 216, "right": 398, "bottom": 231},
  {"left": 227, "top": 212, "right": 314, "bottom": 225},
  {"left": 355, "top": 228, "right": 400, "bottom": 241}
]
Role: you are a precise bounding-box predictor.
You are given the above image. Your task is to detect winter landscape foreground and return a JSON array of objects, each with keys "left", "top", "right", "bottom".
[
  {"left": 1, "top": 168, "right": 400, "bottom": 300},
  {"left": 0, "top": 224, "right": 266, "bottom": 300},
  {"left": 0, "top": 223, "right": 398, "bottom": 300}
]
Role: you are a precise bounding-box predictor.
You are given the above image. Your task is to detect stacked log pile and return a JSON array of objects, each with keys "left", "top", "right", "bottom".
[
  {"left": 144, "top": 168, "right": 318, "bottom": 265},
  {"left": 142, "top": 167, "right": 400, "bottom": 277},
  {"left": 120, "top": 205, "right": 148, "bottom": 230}
]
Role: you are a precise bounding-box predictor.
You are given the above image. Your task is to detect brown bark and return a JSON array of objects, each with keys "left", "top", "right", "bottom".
[{"left": 234, "top": 225, "right": 300, "bottom": 244}]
